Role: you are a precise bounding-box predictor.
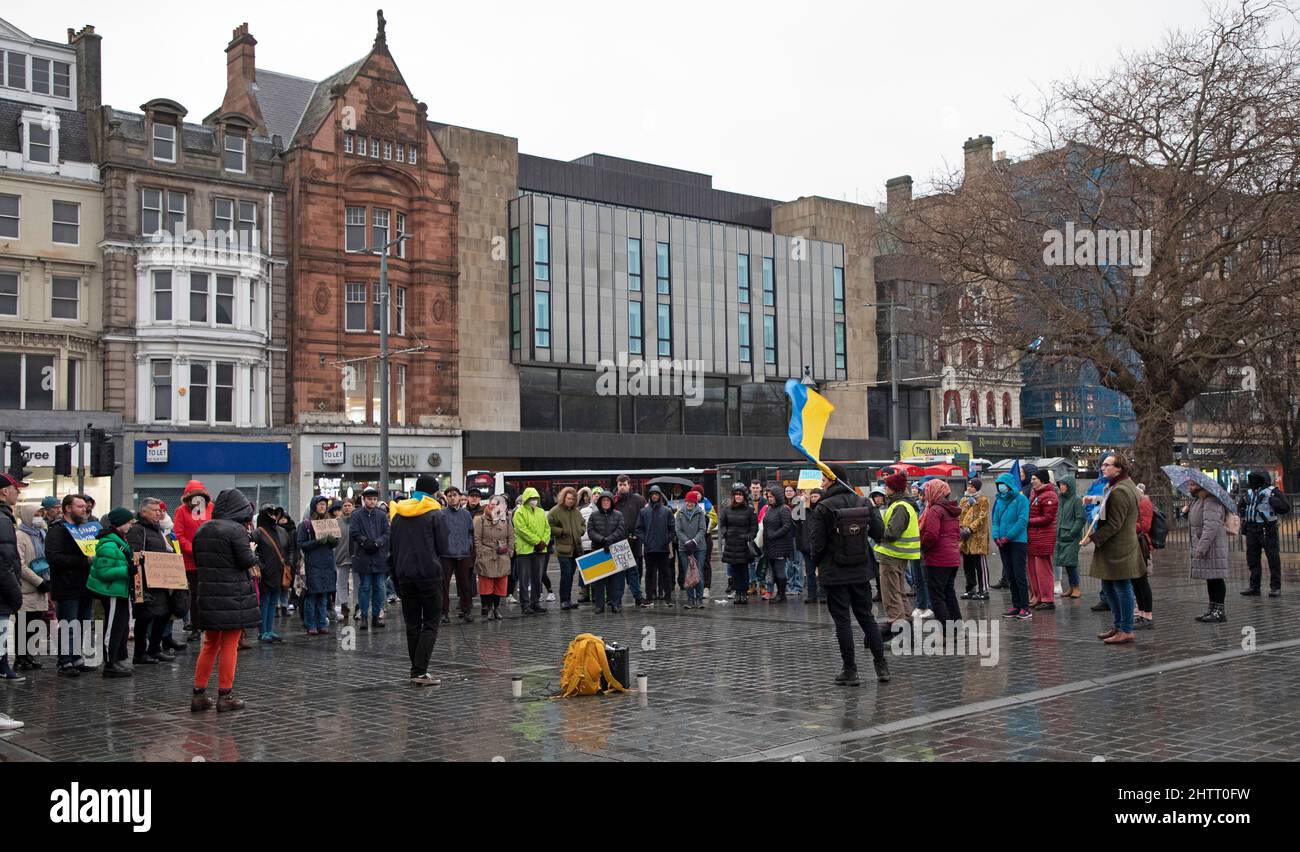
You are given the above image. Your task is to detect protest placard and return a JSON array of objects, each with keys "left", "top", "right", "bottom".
[
  {"left": 311, "top": 518, "right": 341, "bottom": 540},
  {"left": 142, "top": 550, "right": 188, "bottom": 590}
]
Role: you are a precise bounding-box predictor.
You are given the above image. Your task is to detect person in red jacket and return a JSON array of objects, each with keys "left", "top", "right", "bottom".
[
  {"left": 918, "top": 478, "right": 963, "bottom": 628},
  {"left": 1134, "top": 486, "right": 1155, "bottom": 629},
  {"left": 1026, "top": 469, "right": 1059, "bottom": 611},
  {"left": 173, "top": 480, "right": 213, "bottom": 641}
]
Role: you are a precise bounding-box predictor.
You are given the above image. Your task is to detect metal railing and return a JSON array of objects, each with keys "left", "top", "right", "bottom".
[{"left": 1150, "top": 493, "right": 1300, "bottom": 553}]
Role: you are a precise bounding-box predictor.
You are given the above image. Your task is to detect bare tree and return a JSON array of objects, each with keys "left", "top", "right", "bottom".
[{"left": 895, "top": 1, "right": 1300, "bottom": 490}]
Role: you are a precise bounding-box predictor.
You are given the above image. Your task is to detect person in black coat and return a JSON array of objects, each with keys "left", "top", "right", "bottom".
[
  {"left": 808, "top": 464, "right": 891, "bottom": 685},
  {"left": 797, "top": 489, "right": 824, "bottom": 602},
  {"left": 190, "top": 488, "right": 260, "bottom": 713},
  {"left": 635, "top": 486, "right": 674, "bottom": 605},
  {"left": 253, "top": 506, "right": 290, "bottom": 642},
  {"left": 613, "top": 475, "right": 647, "bottom": 606},
  {"left": 44, "top": 493, "right": 96, "bottom": 674},
  {"left": 717, "top": 485, "right": 758, "bottom": 604},
  {"left": 350, "top": 487, "right": 391, "bottom": 628},
  {"left": 761, "top": 486, "right": 795, "bottom": 602},
  {"left": 586, "top": 492, "right": 627, "bottom": 613},
  {"left": 389, "top": 474, "right": 444, "bottom": 686},
  {"left": 124, "top": 498, "right": 184, "bottom": 664},
  {"left": 0, "top": 474, "right": 25, "bottom": 682}
]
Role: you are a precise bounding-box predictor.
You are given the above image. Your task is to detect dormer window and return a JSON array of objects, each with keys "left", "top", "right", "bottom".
[
  {"left": 153, "top": 122, "right": 176, "bottom": 162},
  {"left": 223, "top": 132, "right": 246, "bottom": 173},
  {"left": 19, "top": 110, "right": 59, "bottom": 167}
]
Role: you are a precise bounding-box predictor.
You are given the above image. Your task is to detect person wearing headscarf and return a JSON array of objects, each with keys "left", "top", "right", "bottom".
[
  {"left": 1053, "top": 476, "right": 1085, "bottom": 599},
  {"left": 296, "top": 496, "right": 338, "bottom": 635},
  {"left": 959, "top": 478, "right": 991, "bottom": 601},
  {"left": 14, "top": 504, "right": 51, "bottom": 671},
  {"left": 329, "top": 498, "right": 354, "bottom": 624},
  {"left": 1026, "top": 469, "right": 1059, "bottom": 611},
  {"left": 473, "top": 495, "right": 514, "bottom": 620},
  {"left": 919, "top": 478, "right": 963, "bottom": 627}
]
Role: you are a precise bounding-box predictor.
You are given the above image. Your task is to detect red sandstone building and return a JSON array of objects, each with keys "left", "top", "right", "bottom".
[{"left": 240, "top": 12, "right": 462, "bottom": 497}]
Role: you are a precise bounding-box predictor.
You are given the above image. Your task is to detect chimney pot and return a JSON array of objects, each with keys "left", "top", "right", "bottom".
[{"left": 963, "top": 134, "right": 994, "bottom": 179}]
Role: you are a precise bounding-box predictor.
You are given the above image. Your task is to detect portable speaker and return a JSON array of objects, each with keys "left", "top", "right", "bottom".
[{"left": 604, "top": 642, "right": 630, "bottom": 690}]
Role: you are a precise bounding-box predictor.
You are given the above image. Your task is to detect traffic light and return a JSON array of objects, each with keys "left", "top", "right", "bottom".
[
  {"left": 89, "top": 432, "right": 117, "bottom": 478},
  {"left": 54, "top": 443, "right": 74, "bottom": 477},
  {"left": 7, "top": 440, "right": 32, "bottom": 483}
]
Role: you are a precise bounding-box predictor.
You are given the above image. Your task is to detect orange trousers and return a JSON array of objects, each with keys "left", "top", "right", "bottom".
[{"left": 193, "top": 629, "right": 241, "bottom": 691}]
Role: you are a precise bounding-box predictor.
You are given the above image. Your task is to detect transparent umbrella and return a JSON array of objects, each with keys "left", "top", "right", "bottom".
[{"left": 1160, "top": 465, "right": 1236, "bottom": 513}]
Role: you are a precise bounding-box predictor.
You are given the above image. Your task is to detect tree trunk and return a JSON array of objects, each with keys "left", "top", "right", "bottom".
[{"left": 1129, "top": 404, "right": 1177, "bottom": 499}]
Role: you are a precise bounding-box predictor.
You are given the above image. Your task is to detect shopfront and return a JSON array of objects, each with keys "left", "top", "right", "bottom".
[
  {"left": 129, "top": 435, "right": 294, "bottom": 511},
  {"left": 2, "top": 441, "right": 111, "bottom": 508},
  {"left": 297, "top": 433, "right": 462, "bottom": 505}
]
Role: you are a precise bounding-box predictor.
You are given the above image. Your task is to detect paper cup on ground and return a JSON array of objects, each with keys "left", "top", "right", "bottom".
[{"left": 511, "top": 677, "right": 523, "bottom": 698}]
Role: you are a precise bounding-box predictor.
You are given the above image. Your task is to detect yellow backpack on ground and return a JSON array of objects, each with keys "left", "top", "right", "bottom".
[{"left": 559, "top": 633, "right": 627, "bottom": 697}]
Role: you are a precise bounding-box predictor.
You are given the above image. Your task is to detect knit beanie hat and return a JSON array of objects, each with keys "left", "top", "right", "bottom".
[
  {"left": 103, "top": 507, "right": 135, "bottom": 529},
  {"left": 884, "top": 472, "right": 908, "bottom": 493}
]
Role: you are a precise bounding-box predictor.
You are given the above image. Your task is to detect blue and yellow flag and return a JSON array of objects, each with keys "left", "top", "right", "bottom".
[{"left": 784, "top": 379, "right": 836, "bottom": 480}]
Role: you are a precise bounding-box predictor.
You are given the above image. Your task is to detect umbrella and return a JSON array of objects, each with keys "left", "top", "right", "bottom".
[
  {"left": 645, "top": 476, "right": 697, "bottom": 489},
  {"left": 1161, "top": 465, "right": 1236, "bottom": 513}
]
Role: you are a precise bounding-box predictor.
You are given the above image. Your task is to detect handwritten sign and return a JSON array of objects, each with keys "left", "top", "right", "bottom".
[
  {"left": 577, "top": 539, "right": 636, "bottom": 584},
  {"left": 141, "top": 550, "right": 188, "bottom": 590},
  {"left": 311, "top": 518, "right": 341, "bottom": 540},
  {"left": 68, "top": 521, "right": 103, "bottom": 559},
  {"left": 797, "top": 469, "right": 823, "bottom": 490}
]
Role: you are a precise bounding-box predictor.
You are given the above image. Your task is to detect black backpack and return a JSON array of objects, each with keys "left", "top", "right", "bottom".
[
  {"left": 828, "top": 500, "right": 883, "bottom": 567},
  {"left": 1149, "top": 507, "right": 1169, "bottom": 549},
  {"left": 1268, "top": 488, "right": 1292, "bottom": 516}
]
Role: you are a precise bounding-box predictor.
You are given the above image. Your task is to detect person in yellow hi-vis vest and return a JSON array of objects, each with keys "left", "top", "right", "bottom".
[{"left": 874, "top": 471, "right": 919, "bottom": 634}]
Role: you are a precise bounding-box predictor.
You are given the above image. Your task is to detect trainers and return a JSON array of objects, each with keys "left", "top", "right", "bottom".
[
  {"left": 1090, "top": 600, "right": 1111, "bottom": 612},
  {"left": 546, "top": 592, "right": 556, "bottom": 602},
  {"left": 506, "top": 595, "right": 518, "bottom": 605},
  {"left": 911, "top": 608, "right": 923, "bottom": 619},
  {"left": 834, "top": 667, "right": 860, "bottom": 686},
  {"left": 703, "top": 588, "right": 711, "bottom": 599},
  {"left": 410, "top": 673, "right": 440, "bottom": 687},
  {"left": 1001, "top": 607, "right": 1020, "bottom": 618},
  {"left": 960, "top": 591, "right": 974, "bottom": 600},
  {"left": 1015, "top": 608, "right": 1033, "bottom": 620},
  {"left": 0, "top": 713, "right": 22, "bottom": 731},
  {"left": 1053, "top": 582, "right": 1063, "bottom": 596},
  {"left": 873, "top": 658, "right": 891, "bottom": 683},
  {"left": 1240, "top": 589, "right": 1261, "bottom": 597},
  {"left": 919, "top": 609, "right": 934, "bottom": 619}
]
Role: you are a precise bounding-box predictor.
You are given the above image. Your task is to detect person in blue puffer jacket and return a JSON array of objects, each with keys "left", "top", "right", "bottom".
[{"left": 991, "top": 472, "right": 1031, "bottom": 618}]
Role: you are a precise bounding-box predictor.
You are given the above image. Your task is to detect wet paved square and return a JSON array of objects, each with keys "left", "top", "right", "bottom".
[{"left": 2, "top": 551, "right": 1298, "bottom": 762}]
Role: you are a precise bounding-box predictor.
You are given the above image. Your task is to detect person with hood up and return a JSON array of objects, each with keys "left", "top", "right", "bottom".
[
  {"left": 350, "top": 487, "right": 390, "bottom": 630},
  {"left": 614, "top": 476, "right": 647, "bottom": 607},
  {"left": 253, "top": 505, "right": 290, "bottom": 642},
  {"left": 808, "top": 464, "right": 891, "bottom": 685},
  {"left": 124, "top": 498, "right": 182, "bottom": 664},
  {"left": 1026, "top": 469, "right": 1059, "bottom": 611},
  {"left": 1080, "top": 453, "right": 1143, "bottom": 644},
  {"left": 587, "top": 491, "right": 628, "bottom": 613},
  {"left": 919, "top": 478, "right": 963, "bottom": 627},
  {"left": 0, "top": 473, "right": 26, "bottom": 685},
  {"left": 958, "top": 478, "right": 991, "bottom": 601},
  {"left": 88, "top": 507, "right": 137, "bottom": 678},
  {"left": 14, "top": 503, "right": 52, "bottom": 671},
  {"left": 636, "top": 485, "right": 674, "bottom": 606},
  {"left": 512, "top": 487, "right": 551, "bottom": 614},
  {"left": 190, "top": 489, "right": 261, "bottom": 711},
  {"left": 991, "top": 471, "right": 1031, "bottom": 619},
  {"left": 275, "top": 507, "right": 300, "bottom": 616},
  {"left": 1189, "top": 482, "right": 1230, "bottom": 623},
  {"left": 796, "top": 488, "right": 824, "bottom": 602},
  {"left": 758, "top": 485, "right": 794, "bottom": 604},
  {"left": 173, "top": 480, "right": 213, "bottom": 642},
  {"left": 784, "top": 485, "right": 805, "bottom": 595},
  {"left": 718, "top": 484, "right": 758, "bottom": 604},
  {"left": 675, "top": 490, "right": 710, "bottom": 609},
  {"left": 473, "top": 495, "right": 513, "bottom": 620},
  {"left": 547, "top": 486, "right": 586, "bottom": 611},
  {"left": 874, "top": 471, "right": 920, "bottom": 632},
  {"left": 1053, "top": 476, "right": 1086, "bottom": 599},
  {"left": 1238, "top": 469, "right": 1284, "bottom": 597},
  {"left": 296, "top": 496, "right": 339, "bottom": 636},
  {"left": 435, "top": 486, "right": 477, "bottom": 624},
  {"left": 388, "top": 475, "right": 445, "bottom": 685}
]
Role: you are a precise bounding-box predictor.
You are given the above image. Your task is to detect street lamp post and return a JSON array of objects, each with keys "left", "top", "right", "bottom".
[{"left": 369, "top": 231, "right": 409, "bottom": 500}]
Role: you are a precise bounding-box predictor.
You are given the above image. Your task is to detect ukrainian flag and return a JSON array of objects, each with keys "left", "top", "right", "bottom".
[{"left": 784, "top": 378, "right": 836, "bottom": 480}]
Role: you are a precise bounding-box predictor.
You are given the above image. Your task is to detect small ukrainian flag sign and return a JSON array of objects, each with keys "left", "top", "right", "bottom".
[{"left": 578, "top": 548, "right": 619, "bottom": 584}]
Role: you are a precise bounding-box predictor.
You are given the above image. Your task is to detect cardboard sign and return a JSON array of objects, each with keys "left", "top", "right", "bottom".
[
  {"left": 577, "top": 539, "right": 636, "bottom": 584},
  {"left": 797, "top": 469, "right": 823, "bottom": 490},
  {"left": 311, "top": 518, "right": 341, "bottom": 540},
  {"left": 68, "top": 521, "right": 103, "bottom": 559},
  {"left": 141, "top": 550, "right": 188, "bottom": 590}
]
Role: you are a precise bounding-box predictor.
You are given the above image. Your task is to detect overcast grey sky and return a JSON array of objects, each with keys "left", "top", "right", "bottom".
[{"left": 17, "top": 0, "right": 1216, "bottom": 206}]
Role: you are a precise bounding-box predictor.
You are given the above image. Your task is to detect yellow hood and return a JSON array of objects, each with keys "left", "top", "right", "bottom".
[{"left": 389, "top": 494, "right": 441, "bottom": 519}]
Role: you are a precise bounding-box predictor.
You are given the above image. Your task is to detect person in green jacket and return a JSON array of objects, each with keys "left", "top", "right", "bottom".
[
  {"left": 88, "top": 507, "right": 137, "bottom": 678},
  {"left": 513, "top": 487, "right": 552, "bottom": 613},
  {"left": 547, "top": 487, "right": 586, "bottom": 610},
  {"left": 1054, "top": 477, "right": 1085, "bottom": 598}
]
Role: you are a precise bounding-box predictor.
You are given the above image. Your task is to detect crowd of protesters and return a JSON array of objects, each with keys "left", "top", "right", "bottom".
[{"left": 0, "top": 452, "right": 1286, "bottom": 731}]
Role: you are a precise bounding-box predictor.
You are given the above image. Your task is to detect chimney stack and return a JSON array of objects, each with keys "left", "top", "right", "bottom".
[
  {"left": 68, "top": 25, "right": 101, "bottom": 114},
  {"left": 220, "top": 23, "right": 266, "bottom": 134},
  {"left": 885, "top": 175, "right": 913, "bottom": 213},
  {"left": 963, "top": 135, "right": 994, "bottom": 180}
]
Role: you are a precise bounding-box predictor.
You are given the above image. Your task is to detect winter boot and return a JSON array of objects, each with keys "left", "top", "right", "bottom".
[
  {"left": 216, "top": 690, "right": 245, "bottom": 712},
  {"left": 191, "top": 689, "right": 214, "bottom": 712},
  {"left": 834, "top": 667, "right": 860, "bottom": 686},
  {"left": 1195, "top": 603, "right": 1227, "bottom": 623},
  {"left": 873, "top": 656, "right": 892, "bottom": 683},
  {"left": 773, "top": 579, "right": 788, "bottom": 603}
]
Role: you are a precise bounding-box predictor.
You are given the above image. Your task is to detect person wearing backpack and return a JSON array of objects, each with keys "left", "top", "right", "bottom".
[
  {"left": 875, "top": 471, "right": 919, "bottom": 633},
  {"left": 808, "top": 464, "right": 890, "bottom": 686},
  {"left": 1238, "top": 470, "right": 1285, "bottom": 597},
  {"left": 718, "top": 485, "right": 757, "bottom": 605}
]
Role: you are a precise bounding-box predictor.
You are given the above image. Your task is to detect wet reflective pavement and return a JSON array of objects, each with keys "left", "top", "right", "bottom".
[{"left": 2, "top": 552, "right": 1298, "bottom": 762}]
